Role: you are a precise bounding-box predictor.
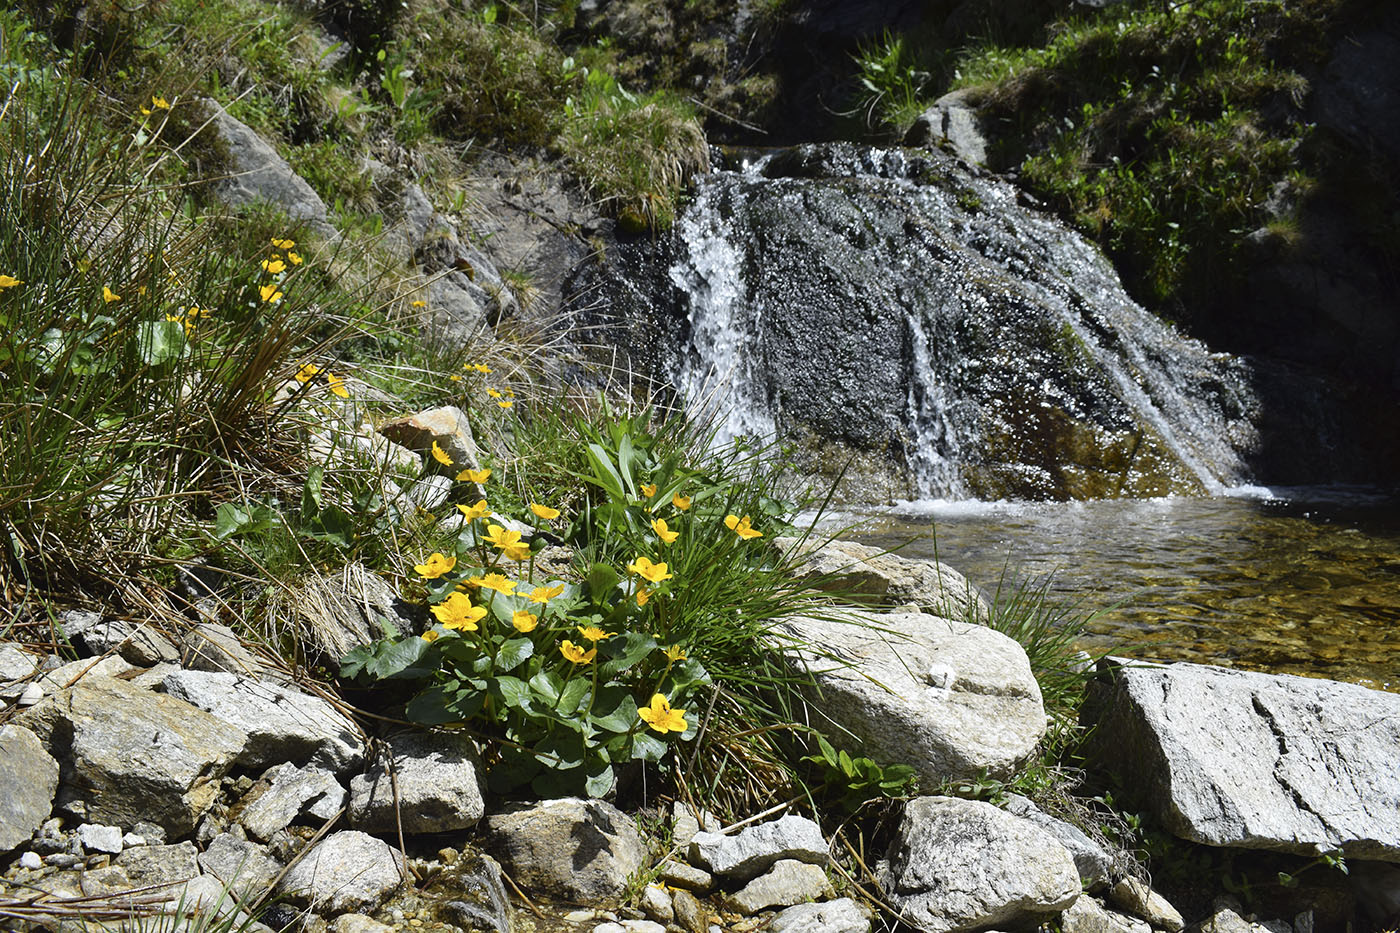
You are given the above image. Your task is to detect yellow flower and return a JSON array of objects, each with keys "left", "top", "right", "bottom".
[
  {"left": 663, "top": 644, "right": 687, "bottom": 663},
  {"left": 0, "top": 274, "right": 23, "bottom": 289},
  {"left": 636, "top": 587, "right": 651, "bottom": 607},
  {"left": 527, "top": 583, "right": 565, "bottom": 604},
  {"left": 103, "top": 285, "right": 122, "bottom": 303},
  {"left": 487, "top": 388, "right": 502, "bottom": 399},
  {"left": 512, "top": 610, "right": 539, "bottom": 633},
  {"left": 484, "top": 524, "right": 530, "bottom": 561},
  {"left": 414, "top": 552, "right": 457, "bottom": 579},
  {"left": 259, "top": 283, "right": 283, "bottom": 303},
  {"left": 326, "top": 373, "right": 350, "bottom": 398},
  {"left": 432, "top": 592, "right": 487, "bottom": 632},
  {"left": 576, "top": 625, "right": 610, "bottom": 643},
  {"left": 560, "top": 640, "right": 596, "bottom": 665},
  {"left": 295, "top": 363, "right": 321, "bottom": 383},
  {"left": 529, "top": 503, "right": 561, "bottom": 521},
  {"left": 271, "top": 237, "right": 296, "bottom": 249},
  {"left": 261, "top": 258, "right": 286, "bottom": 275},
  {"left": 450, "top": 374, "right": 462, "bottom": 382},
  {"left": 640, "top": 483, "right": 657, "bottom": 498},
  {"left": 497, "top": 399, "right": 513, "bottom": 409},
  {"left": 411, "top": 299, "right": 426, "bottom": 308},
  {"left": 457, "top": 467, "right": 491, "bottom": 484},
  {"left": 151, "top": 95, "right": 171, "bottom": 110},
  {"left": 638, "top": 694, "right": 688, "bottom": 734},
  {"left": 724, "top": 514, "right": 763, "bottom": 540},
  {"left": 474, "top": 573, "right": 517, "bottom": 595},
  {"left": 627, "top": 556, "right": 673, "bottom": 584},
  {"left": 651, "top": 518, "right": 679, "bottom": 545},
  {"left": 457, "top": 500, "right": 491, "bottom": 522},
  {"left": 287, "top": 251, "right": 303, "bottom": 265},
  {"left": 431, "top": 441, "right": 454, "bottom": 466},
  {"left": 672, "top": 492, "right": 691, "bottom": 510},
  {"left": 473, "top": 363, "right": 493, "bottom": 374},
  {"left": 421, "top": 629, "right": 440, "bottom": 642}
]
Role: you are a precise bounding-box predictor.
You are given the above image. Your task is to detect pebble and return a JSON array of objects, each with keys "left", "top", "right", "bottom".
[
  {"left": 19, "top": 852, "right": 42, "bottom": 870},
  {"left": 17, "top": 682, "right": 43, "bottom": 706},
  {"left": 45, "top": 854, "right": 81, "bottom": 868},
  {"left": 122, "top": 833, "right": 147, "bottom": 848},
  {"left": 659, "top": 860, "right": 713, "bottom": 892},
  {"left": 640, "top": 884, "right": 674, "bottom": 924}
]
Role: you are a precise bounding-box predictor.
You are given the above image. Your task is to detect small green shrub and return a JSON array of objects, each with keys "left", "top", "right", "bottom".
[{"left": 341, "top": 399, "right": 831, "bottom": 799}]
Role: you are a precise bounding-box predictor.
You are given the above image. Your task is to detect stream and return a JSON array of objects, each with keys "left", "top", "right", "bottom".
[{"left": 848, "top": 488, "right": 1400, "bottom": 691}]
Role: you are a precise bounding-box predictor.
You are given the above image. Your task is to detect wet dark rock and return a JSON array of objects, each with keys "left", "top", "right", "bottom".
[{"left": 582, "top": 143, "right": 1260, "bottom": 502}]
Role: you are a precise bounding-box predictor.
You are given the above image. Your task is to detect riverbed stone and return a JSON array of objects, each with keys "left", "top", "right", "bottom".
[
  {"left": 236, "top": 762, "right": 346, "bottom": 841},
  {"left": 76, "top": 823, "right": 124, "bottom": 855},
  {"left": 115, "top": 841, "right": 201, "bottom": 887},
  {"left": 726, "top": 859, "right": 833, "bottom": 913},
  {"left": 688, "top": 814, "right": 827, "bottom": 881},
  {"left": 774, "top": 537, "right": 988, "bottom": 616},
  {"left": 179, "top": 622, "right": 273, "bottom": 678},
  {"left": 162, "top": 669, "right": 364, "bottom": 773},
  {"left": 349, "top": 731, "right": 484, "bottom": 833},
  {"left": 0, "top": 725, "right": 58, "bottom": 852},
  {"left": 878, "top": 796, "right": 1081, "bottom": 933},
  {"left": 61, "top": 612, "right": 179, "bottom": 666},
  {"left": 1107, "top": 878, "right": 1184, "bottom": 932},
  {"left": 199, "top": 831, "right": 285, "bottom": 901},
  {"left": 0, "top": 643, "right": 42, "bottom": 682},
  {"left": 659, "top": 859, "right": 713, "bottom": 892},
  {"left": 483, "top": 798, "right": 646, "bottom": 903},
  {"left": 1060, "top": 895, "right": 1151, "bottom": 933},
  {"left": 771, "top": 899, "right": 872, "bottom": 933},
  {"left": 1083, "top": 661, "right": 1400, "bottom": 860},
  {"left": 277, "top": 830, "right": 404, "bottom": 915},
  {"left": 18, "top": 675, "right": 245, "bottom": 836},
  {"left": 1003, "top": 794, "right": 1114, "bottom": 890},
  {"left": 776, "top": 610, "right": 1045, "bottom": 785}
]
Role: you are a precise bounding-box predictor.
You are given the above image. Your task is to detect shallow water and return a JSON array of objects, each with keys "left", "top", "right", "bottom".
[{"left": 847, "top": 487, "right": 1400, "bottom": 692}]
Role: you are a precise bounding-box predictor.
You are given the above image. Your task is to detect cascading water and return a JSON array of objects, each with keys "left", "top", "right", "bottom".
[{"left": 585, "top": 142, "right": 1262, "bottom": 502}]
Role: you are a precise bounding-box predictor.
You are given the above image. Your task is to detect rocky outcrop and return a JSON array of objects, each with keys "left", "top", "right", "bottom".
[
  {"left": 776, "top": 610, "right": 1045, "bottom": 785},
  {"left": 879, "top": 796, "right": 1081, "bottom": 933},
  {"left": 905, "top": 89, "right": 990, "bottom": 166},
  {"left": 18, "top": 675, "right": 246, "bottom": 836},
  {"left": 1084, "top": 661, "right": 1400, "bottom": 861},
  {"left": 204, "top": 101, "right": 337, "bottom": 239},
  {"left": 162, "top": 669, "right": 365, "bottom": 773}
]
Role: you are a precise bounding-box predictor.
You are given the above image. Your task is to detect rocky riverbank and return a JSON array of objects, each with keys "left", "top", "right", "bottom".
[{"left": 2, "top": 535, "right": 1397, "bottom": 933}]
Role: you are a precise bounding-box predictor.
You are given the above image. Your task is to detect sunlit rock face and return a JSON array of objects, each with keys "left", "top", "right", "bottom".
[{"left": 583, "top": 143, "right": 1260, "bottom": 502}]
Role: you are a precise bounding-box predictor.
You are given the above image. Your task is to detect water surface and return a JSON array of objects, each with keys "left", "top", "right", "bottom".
[{"left": 848, "top": 488, "right": 1400, "bottom": 691}]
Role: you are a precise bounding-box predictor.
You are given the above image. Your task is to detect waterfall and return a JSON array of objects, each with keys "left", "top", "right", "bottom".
[{"left": 591, "top": 143, "right": 1262, "bottom": 502}]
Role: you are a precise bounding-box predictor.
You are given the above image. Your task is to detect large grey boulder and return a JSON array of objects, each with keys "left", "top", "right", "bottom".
[
  {"left": 773, "top": 537, "right": 989, "bottom": 616},
  {"left": 1083, "top": 661, "right": 1400, "bottom": 860},
  {"left": 277, "top": 830, "right": 404, "bottom": 915},
  {"left": 18, "top": 676, "right": 245, "bottom": 836},
  {"left": 349, "top": 732, "right": 484, "bottom": 833},
  {"left": 162, "top": 670, "right": 365, "bottom": 773},
  {"left": 483, "top": 798, "right": 647, "bottom": 903},
  {"left": 689, "top": 814, "right": 828, "bottom": 881},
  {"left": 878, "top": 796, "right": 1081, "bottom": 933},
  {"left": 776, "top": 610, "right": 1045, "bottom": 785},
  {"left": 205, "top": 100, "right": 337, "bottom": 238},
  {"left": 0, "top": 725, "right": 59, "bottom": 851}
]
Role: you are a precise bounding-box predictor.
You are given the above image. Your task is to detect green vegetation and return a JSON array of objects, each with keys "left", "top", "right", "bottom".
[{"left": 848, "top": 0, "right": 1392, "bottom": 325}]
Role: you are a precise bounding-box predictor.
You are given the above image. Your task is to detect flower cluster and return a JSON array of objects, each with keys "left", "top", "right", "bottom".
[
  {"left": 294, "top": 362, "right": 351, "bottom": 399},
  {"left": 258, "top": 237, "right": 302, "bottom": 304}
]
